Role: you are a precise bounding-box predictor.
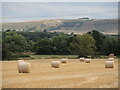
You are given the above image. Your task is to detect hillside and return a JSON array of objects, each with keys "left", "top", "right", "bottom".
[{"left": 2, "top": 19, "right": 118, "bottom": 34}]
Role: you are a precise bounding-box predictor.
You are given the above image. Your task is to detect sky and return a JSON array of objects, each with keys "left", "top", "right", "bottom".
[
  {"left": 1, "top": 2, "right": 118, "bottom": 23},
  {"left": 1, "top": 0, "right": 120, "bottom": 2}
]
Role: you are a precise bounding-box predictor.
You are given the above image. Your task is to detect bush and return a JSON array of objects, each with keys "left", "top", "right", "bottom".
[{"left": 2, "top": 54, "right": 30, "bottom": 60}]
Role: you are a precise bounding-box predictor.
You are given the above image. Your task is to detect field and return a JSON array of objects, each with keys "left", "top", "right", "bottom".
[
  {"left": 29, "top": 55, "right": 78, "bottom": 59},
  {"left": 2, "top": 59, "right": 118, "bottom": 88}
]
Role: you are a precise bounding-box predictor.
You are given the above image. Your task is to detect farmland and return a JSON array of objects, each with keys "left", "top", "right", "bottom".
[{"left": 2, "top": 59, "right": 118, "bottom": 88}]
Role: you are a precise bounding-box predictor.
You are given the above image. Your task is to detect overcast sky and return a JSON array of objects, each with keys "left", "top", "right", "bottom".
[
  {"left": 1, "top": 2, "right": 118, "bottom": 23},
  {"left": 1, "top": 0, "right": 119, "bottom": 2}
]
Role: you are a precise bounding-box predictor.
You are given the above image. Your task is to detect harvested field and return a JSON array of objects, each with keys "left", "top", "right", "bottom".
[{"left": 2, "top": 59, "right": 118, "bottom": 88}]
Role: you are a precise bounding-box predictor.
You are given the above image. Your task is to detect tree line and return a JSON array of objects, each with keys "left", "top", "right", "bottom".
[{"left": 2, "top": 30, "right": 120, "bottom": 60}]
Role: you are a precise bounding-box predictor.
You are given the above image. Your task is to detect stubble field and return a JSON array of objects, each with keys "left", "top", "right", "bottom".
[{"left": 2, "top": 59, "right": 118, "bottom": 88}]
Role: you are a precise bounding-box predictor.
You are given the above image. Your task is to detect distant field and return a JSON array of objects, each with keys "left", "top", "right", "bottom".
[
  {"left": 18, "top": 55, "right": 109, "bottom": 60},
  {"left": 2, "top": 59, "right": 118, "bottom": 88},
  {"left": 29, "top": 55, "right": 78, "bottom": 59}
]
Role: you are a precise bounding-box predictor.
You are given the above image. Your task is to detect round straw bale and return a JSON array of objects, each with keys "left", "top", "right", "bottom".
[
  {"left": 108, "top": 58, "right": 114, "bottom": 61},
  {"left": 18, "top": 62, "right": 31, "bottom": 73},
  {"left": 109, "top": 53, "right": 114, "bottom": 58},
  {"left": 85, "top": 59, "right": 91, "bottom": 63},
  {"left": 61, "top": 58, "right": 67, "bottom": 63},
  {"left": 80, "top": 57, "right": 85, "bottom": 62},
  {"left": 105, "top": 61, "right": 114, "bottom": 68},
  {"left": 26, "top": 63, "right": 31, "bottom": 73},
  {"left": 18, "top": 60, "right": 25, "bottom": 62},
  {"left": 51, "top": 61, "right": 60, "bottom": 68}
]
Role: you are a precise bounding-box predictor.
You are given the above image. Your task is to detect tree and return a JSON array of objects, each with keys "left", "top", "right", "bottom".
[
  {"left": 34, "top": 38, "right": 53, "bottom": 55},
  {"left": 102, "top": 36, "right": 118, "bottom": 55},
  {"left": 87, "top": 30, "right": 106, "bottom": 53},
  {"left": 70, "top": 34, "right": 96, "bottom": 56},
  {"left": 2, "top": 32, "right": 28, "bottom": 60},
  {"left": 4, "top": 32, "right": 28, "bottom": 52},
  {"left": 52, "top": 34, "right": 70, "bottom": 54},
  {"left": 2, "top": 40, "right": 12, "bottom": 60}
]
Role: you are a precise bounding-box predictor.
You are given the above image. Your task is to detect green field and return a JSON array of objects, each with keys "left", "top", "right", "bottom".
[
  {"left": 29, "top": 55, "right": 78, "bottom": 59},
  {"left": 21, "top": 55, "right": 117, "bottom": 60}
]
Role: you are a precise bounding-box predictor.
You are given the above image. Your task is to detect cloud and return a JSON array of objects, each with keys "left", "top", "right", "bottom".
[
  {"left": 2, "top": 2, "right": 118, "bottom": 22},
  {"left": 1, "top": 0, "right": 119, "bottom": 2}
]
